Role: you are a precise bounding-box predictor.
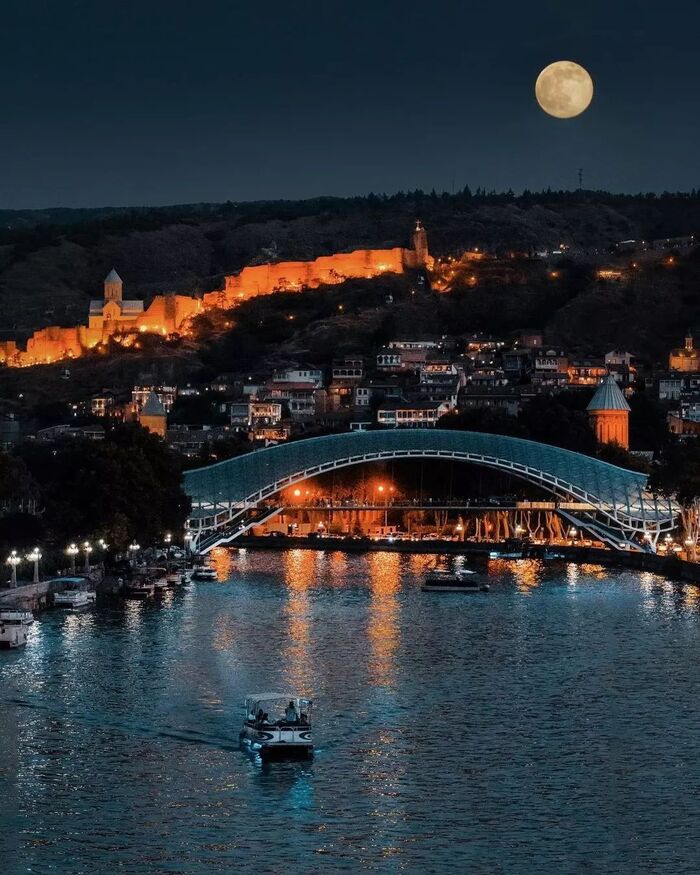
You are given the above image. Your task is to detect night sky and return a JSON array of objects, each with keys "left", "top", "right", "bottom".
[{"left": 1, "top": 0, "right": 699, "bottom": 208}]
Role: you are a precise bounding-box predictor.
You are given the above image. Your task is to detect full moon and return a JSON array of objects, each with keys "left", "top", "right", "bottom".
[{"left": 535, "top": 61, "right": 594, "bottom": 119}]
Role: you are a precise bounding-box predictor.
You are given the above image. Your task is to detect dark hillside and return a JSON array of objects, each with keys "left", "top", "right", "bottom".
[{"left": 2, "top": 189, "right": 700, "bottom": 335}]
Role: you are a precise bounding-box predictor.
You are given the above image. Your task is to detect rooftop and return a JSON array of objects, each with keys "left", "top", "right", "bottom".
[
  {"left": 141, "top": 392, "right": 166, "bottom": 417},
  {"left": 586, "top": 375, "right": 631, "bottom": 412}
]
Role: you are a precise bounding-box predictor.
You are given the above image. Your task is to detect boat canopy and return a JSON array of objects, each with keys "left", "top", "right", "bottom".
[{"left": 245, "top": 692, "right": 311, "bottom": 704}]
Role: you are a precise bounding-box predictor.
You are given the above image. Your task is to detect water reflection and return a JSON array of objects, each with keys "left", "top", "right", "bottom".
[
  {"left": 5, "top": 554, "right": 700, "bottom": 873},
  {"left": 282, "top": 550, "right": 313, "bottom": 694},
  {"left": 509, "top": 558, "right": 541, "bottom": 593},
  {"left": 58, "top": 612, "right": 96, "bottom": 647},
  {"left": 367, "top": 552, "right": 400, "bottom": 689},
  {"left": 210, "top": 547, "right": 233, "bottom": 581}
]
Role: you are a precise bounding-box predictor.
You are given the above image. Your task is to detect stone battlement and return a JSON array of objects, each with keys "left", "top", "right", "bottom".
[{"left": 0, "top": 224, "right": 430, "bottom": 368}]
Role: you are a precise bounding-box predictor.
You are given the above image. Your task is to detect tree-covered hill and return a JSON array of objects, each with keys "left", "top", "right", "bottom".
[{"left": 2, "top": 187, "right": 700, "bottom": 335}]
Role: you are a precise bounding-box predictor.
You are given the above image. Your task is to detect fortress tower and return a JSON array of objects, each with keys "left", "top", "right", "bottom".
[
  {"left": 104, "top": 268, "right": 123, "bottom": 303},
  {"left": 412, "top": 220, "right": 430, "bottom": 267},
  {"left": 586, "top": 374, "right": 630, "bottom": 449}
]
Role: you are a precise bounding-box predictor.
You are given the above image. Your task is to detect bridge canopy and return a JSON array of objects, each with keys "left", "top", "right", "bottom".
[{"left": 184, "top": 429, "right": 674, "bottom": 544}]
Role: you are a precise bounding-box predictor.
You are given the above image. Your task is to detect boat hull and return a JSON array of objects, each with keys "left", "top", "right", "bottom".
[
  {"left": 0, "top": 634, "right": 27, "bottom": 649},
  {"left": 422, "top": 584, "right": 489, "bottom": 592},
  {"left": 123, "top": 586, "right": 154, "bottom": 599},
  {"left": 239, "top": 725, "right": 313, "bottom": 760}
]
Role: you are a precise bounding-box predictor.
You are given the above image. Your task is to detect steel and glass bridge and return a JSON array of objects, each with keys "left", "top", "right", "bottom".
[{"left": 183, "top": 429, "right": 677, "bottom": 553}]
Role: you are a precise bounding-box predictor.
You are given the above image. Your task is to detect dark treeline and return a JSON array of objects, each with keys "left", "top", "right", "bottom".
[{"left": 3, "top": 186, "right": 700, "bottom": 245}]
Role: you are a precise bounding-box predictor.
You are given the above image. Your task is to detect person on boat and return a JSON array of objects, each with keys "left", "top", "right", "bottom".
[
  {"left": 256, "top": 708, "right": 264, "bottom": 724},
  {"left": 285, "top": 701, "right": 298, "bottom": 723},
  {"left": 261, "top": 712, "right": 271, "bottom": 726}
]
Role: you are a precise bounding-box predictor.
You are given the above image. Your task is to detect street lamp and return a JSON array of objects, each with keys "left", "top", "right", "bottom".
[
  {"left": 82, "top": 541, "right": 93, "bottom": 573},
  {"left": 164, "top": 532, "right": 172, "bottom": 562},
  {"left": 26, "top": 548, "right": 41, "bottom": 584},
  {"left": 66, "top": 543, "right": 79, "bottom": 574},
  {"left": 6, "top": 550, "right": 21, "bottom": 587},
  {"left": 129, "top": 541, "right": 140, "bottom": 566},
  {"left": 184, "top": 532, "right": 192, "bottom": 557},
  {"left": 568, "top": 526, "right": 577, "bottom": 544}
]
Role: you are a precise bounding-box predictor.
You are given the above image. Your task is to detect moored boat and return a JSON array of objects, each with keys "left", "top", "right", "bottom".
[
  {"left": 123, "top": 579, "right": 155, "bottom": 599},
  {"left": 422, "top": 569, "right": 490, "bottom": 592},
  {"left": 240, "top": 693, "right": 313, "bottom": 760},
  {"left": 192, "top": 565, "right": 218, "bottom": 582},
  {"left": 166, "top": 567, "right": 182, "bottom": 587},
  {"left": 53, "top": 578, "right": 96, "bottom": 608},
  {"left": 0, "top": 610, "right": 34, "bottom": 649}
]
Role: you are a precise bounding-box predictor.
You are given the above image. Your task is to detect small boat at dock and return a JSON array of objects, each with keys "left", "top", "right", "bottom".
[
  {"left": 422, "top": 569, "right": 490, "bottom": 592},
  {"left": 0, "top": 610, "right": 34, "bottom": 649},
  {"left": 123, "top": 579, "right": 155, "bottom": 599},
  {"left": 192, "top": 565, "right": 218, "bottom": 582},
  {"left": 240, "top": 692, "right": 313, "bottom": 760},
  {"left": 53, "top": 578, "right": 97, "bottom": 609},
  {"left": 489, "top": 549, "right": 524, "bottom": 560},
  {"left": 166, "top": 566, "right": 182, "bottom": 587}
]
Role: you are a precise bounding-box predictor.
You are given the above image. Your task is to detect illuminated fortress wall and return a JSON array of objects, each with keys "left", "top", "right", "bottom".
[
  {"left": 203, "top": 246, "right": 416, "bottom": 308},
  {"left": 0, "top": 224, "right": 430, "bottom": 368}
]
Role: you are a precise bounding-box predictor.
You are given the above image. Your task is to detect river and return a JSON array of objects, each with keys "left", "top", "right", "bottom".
[{"left": 2, "top": 550, "right": 700, "bottom": 874}]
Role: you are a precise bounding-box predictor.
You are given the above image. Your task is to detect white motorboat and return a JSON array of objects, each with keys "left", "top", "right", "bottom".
[
  {"left": 53, "top": 578, "right": 97, "bottom": 608},
  {"left": 239, "top": 693, "right": 314, "bottom": 760},
  {"left": 422, "top": 568, "right": 490, "bottom": 593},
  {"left": 0, "top": 610, "right": 34, "bottom": 649},
  {"left": 192, "top": 566, "right": 218, "bottom": 582},
  {"left": 489, "top": 549, "right": 523, "bottom": 560},
  {"left": 240, "top": 692, "right": 313, "bottom": 760}
]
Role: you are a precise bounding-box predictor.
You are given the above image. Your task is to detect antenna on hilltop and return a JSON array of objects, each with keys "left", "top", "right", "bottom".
[{"left": 578, "top": 167, "right": 584, "bottom": 191}]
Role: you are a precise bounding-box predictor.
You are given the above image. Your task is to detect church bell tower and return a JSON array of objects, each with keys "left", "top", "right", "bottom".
[{"left": 104, "top": 268, "right": 123, "bottom": 304}]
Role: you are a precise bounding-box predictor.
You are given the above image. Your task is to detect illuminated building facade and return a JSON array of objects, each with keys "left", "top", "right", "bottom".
[
  {"left": 0, "top": 223, "right": 431, "bottom": 369},
  {"left": 587, "top": 374, "right": 630, "bottom": 449}
]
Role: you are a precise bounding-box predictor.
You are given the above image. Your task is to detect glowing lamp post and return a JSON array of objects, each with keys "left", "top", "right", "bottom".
[
  {"left": 376, "top": 484, "right": 388, "bottom": 528},
  {"left": 82, "top": 541, "right": 93, "bottom": 573},
  {"left": 6, "top": 550, "right": 21, "bottom": 587},
  {"left": 129, "top": 541, "right": 140, "bottom": 566},
  {"left": 66, "top": 543, "right": 79, "bottom": 574},
  {"left": 684, "top": 538, "right": 695, "bottom": 560},
  {"left": 455, "top": 521, "right": 464, "bottom": 542},
  {"left": 26, "top": 548, "right": 41, "bottom": 584},
  {"left": 164, "top": 532, "right": 172, "bottom": 562},
  {"left": 568, "top": 527, "right": 577, "bottom": 545},
  {"left": 184, "top": 532, "right": 192, "bottom": 557}
]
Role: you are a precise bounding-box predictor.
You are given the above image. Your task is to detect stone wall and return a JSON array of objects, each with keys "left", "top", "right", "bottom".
[{"left": 0, "top": 238, "right": 426, "bottom": 368}]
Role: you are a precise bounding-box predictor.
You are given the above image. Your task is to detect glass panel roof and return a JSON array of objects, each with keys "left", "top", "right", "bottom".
[{"left": 184, "top": 430, "right": 669, "bottom": 525}]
